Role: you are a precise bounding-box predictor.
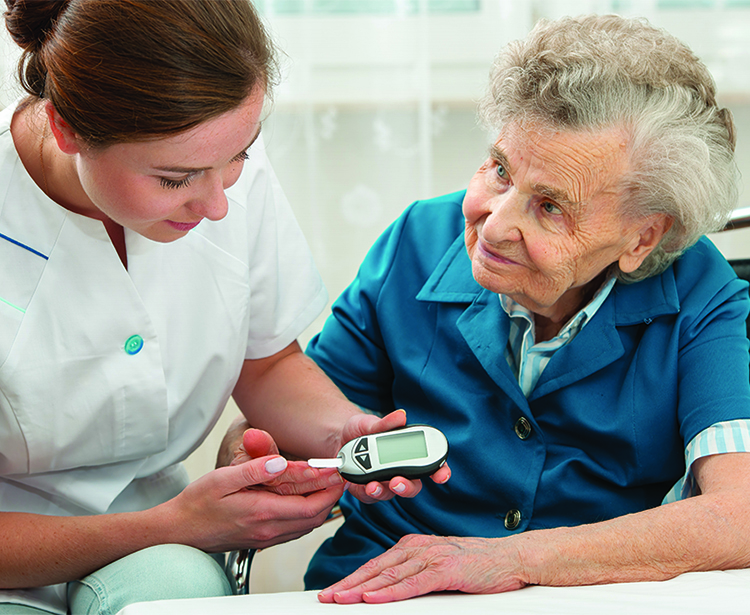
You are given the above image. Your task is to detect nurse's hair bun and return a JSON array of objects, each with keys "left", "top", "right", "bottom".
[
  {"left": 4, "top": 0, "right": 70, "bottom": 50},
  {"left": 4, "top": 0, "right": 71, "bottom": 98}
]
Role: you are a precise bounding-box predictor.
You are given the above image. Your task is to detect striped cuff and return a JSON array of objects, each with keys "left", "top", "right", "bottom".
[{"left": 662, "top": 419, "right": 750, "bottom": 504}]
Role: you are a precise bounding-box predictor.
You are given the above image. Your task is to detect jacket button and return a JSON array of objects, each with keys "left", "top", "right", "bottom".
[
  {"left": 124, "top": 334, "right": 144, "bottom": 355},
  {"left": 505, "top": 509, "right": 522, "bottom": 530},
  {"left": 514, "top": 417, "right": 532, "bottom": 440}
]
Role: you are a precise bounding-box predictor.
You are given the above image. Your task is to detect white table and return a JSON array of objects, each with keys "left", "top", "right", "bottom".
[{"left": 118, "top": 568, "right": 750, "bottom": 614}]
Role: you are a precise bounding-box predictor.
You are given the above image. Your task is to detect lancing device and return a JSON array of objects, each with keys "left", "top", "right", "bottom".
[{"left": 308, "top": 424, "right": 449, "bottom": 484}]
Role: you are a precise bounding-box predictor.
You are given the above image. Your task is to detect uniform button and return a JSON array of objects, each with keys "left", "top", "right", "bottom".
[
  {"left": 505, "top": 509, "right": 522, "bottom": 530},
  {"left": 514, "top": 416, "right": 532, "bottom": 440},
  {"left": 124, "top": 334, "right": 144, "bottom": 355}
]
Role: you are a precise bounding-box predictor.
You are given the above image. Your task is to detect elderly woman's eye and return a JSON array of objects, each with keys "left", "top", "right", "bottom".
[
  {"left": 542, "top": 201, "right": 563, "bottom": 215},
  {"left": 495, "top": 163, "right": 508, "bottom": 179}
]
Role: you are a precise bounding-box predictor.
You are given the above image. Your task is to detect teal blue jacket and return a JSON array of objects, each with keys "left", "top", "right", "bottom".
[{"left": 305, "top": 190, "right": 750, "bottom": 588}]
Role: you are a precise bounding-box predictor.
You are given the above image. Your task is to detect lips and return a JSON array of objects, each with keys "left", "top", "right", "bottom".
[
  {"left": 477, "top": 238, "right": 522, "bottom": 267},
  {"left": 166, "top": 220, "right": 201, "bottom": 231}
]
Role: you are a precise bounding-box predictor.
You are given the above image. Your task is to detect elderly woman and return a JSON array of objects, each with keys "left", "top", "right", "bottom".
[{"left": 302, "top": 14, "right": 750, "bottom": 603}]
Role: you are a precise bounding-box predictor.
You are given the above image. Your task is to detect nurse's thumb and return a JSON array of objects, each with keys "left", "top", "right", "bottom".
[{"left": 229, "top": 455, "right": 288, "bottom": 490}]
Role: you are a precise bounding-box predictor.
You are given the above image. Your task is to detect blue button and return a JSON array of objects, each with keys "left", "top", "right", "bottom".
[{"left": 124, "top": 334, "right": 144, "bottom": 355}]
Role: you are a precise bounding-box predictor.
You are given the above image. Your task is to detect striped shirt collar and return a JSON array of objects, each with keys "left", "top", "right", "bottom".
[{"left": 500, "top": 275, "right": 617, "bottom": 396}]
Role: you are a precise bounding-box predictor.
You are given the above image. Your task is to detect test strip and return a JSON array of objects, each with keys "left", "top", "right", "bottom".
[{"left": 308, "top": 458, "right": 344, "bottom": 469}]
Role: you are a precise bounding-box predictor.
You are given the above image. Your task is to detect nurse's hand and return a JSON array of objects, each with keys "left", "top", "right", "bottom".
[
  {"left": 337, "top": 410, "right": 451, "bottom": 504},
  {"left": 219, "top": 424, "right": 342, "bottom": 495},
  {"left": 163, "top": 452, "right": 344, "bottom": 552}
]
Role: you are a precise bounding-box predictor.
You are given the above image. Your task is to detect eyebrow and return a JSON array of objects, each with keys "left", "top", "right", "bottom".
[
  {"left": 154, "top": 124, "right": 262, "bottom": 174},
  {"left": 488, "top": 143, "right": 581, "bottom": 209}
]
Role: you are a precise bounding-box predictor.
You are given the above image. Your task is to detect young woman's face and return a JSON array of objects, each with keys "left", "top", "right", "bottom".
[{"left": 72, "top": 86, "right": 265, "bottom": 243}]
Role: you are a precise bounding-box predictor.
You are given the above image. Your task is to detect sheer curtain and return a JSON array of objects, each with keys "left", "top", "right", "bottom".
[{"left": 258, "top": 0, "right": 531, "bottom": 342}]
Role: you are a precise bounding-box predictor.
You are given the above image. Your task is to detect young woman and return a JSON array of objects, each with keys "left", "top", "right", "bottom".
[{"left": 0, "top": 1, "right": 443, "bottom": 613}]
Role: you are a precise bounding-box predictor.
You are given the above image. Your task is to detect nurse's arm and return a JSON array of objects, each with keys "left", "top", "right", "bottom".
[
  {"left": 0, "top": 453, "right": 342, "bottom": 588},
  {"left": 231, "top": 340, "right": 361, "bottom": 460}
]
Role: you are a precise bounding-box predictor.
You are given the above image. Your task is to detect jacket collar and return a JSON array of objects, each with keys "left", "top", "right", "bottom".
[
  {"left": 415, "top": 231, "right": 681, "bottom": 401},
  {"left": 415, "top": 233, "right": 481, "bottom": 303}
]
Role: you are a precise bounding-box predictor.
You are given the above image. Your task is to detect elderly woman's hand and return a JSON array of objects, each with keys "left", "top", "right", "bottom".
[
  {"left": 317, "top": 534, "right": 527, "bottom": 603},
  {"left": 338, "top": 410, "right": 451, "bottom": 504}
]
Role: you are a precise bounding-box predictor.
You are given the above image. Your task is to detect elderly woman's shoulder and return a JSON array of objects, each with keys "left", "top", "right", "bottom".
[
  {"left": 403, "top": 190, "right": 465, "bottom": 217},
  {"left": 378, "top": 190, "right": 467, "bottom": 253},
  {"left": 671, "top": 237, "right": 749, "bottom": 299},
  {"left": 398, "top": 190, "right": 466, "bottom": 234}
]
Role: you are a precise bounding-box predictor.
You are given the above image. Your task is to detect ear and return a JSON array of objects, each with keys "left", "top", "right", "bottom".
[
  {"left": 618, "top": 214, "right": 674, "bottom": 274},
  {"left": 44, "top": 101, "right": 83, "bottom": 155}
]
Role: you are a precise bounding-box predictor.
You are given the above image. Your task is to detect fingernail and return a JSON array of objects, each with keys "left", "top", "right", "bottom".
[
  {"left": 393, "top": 482, "right": 406, "bottom": 493},
  {"left": 371, "top": 484, "right": 383, "bottom": 497},
  {"left": 329, "top": 472, "right": 344, "bottom": 485},
  {"left": 265, "top": 457, "right": 287, "bottom": 474}
]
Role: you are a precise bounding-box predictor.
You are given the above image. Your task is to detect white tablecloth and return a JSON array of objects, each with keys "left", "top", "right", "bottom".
[{"left": 118, "top": 568, "right": 750, "bottom": 614}]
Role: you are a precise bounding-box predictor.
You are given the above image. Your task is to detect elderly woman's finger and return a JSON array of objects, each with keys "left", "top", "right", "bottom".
[
  {"left": 328, "top": 558, "right": 438, "bottom": 604},
  {"left": 242, "top": 428, "right": 279, "bottom": 458},
  {"left": 317, "top": 542, "right": 413, "bottom": 603},
  {"left": 262, "top": 460, "right": 344, "bottom": 495},
  {"left": 430, "top": 462, "right": 451, "bottom": 484},
  {"left": 373, "top": 409, "right": 408, "bottom": 432},
  {"left": 387, "top": 476, "right": 423, "bottom": 498}
]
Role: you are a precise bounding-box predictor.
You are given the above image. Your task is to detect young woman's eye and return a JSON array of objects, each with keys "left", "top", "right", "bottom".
[
  {"left": 231, "top": 150, "right": 250, "bottom": 163},
  {"left": 541, "top": 201, "right": 563, "bottom": 215},
  {"left": 160, "top": 176, "right": 193, "bottom": 190}
]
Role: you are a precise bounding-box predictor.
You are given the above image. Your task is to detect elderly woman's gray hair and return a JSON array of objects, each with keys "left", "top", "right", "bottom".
[{"left": 479, "top": 14, "right": 739, "bottom": 282}]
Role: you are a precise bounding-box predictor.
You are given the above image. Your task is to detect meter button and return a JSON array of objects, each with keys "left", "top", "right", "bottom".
[
  {"left": 514, "top": 417, "right": 532, "bottom": 440},
  {"left": 354, "top": 439, "right": 369, "bottom": 454},
  {"left": 355, "top": 453, "right": 372, "bottom": 470}
]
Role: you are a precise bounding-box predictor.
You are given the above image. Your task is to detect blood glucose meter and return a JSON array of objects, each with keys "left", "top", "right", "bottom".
[{"left": 308, "top": 424, "right": 449, "bottom": 484}]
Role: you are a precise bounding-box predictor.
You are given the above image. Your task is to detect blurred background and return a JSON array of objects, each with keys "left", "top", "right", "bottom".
[{"left": 2, "top": 0, "right": 750, "bottom": 592}]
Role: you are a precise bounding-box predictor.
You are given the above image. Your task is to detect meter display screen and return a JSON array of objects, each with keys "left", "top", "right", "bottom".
[{"left": 376, "top": 430, "right": 428, "bottom": 464}]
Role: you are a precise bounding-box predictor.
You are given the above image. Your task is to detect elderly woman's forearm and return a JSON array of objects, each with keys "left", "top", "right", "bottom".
[{"left": 517, "top": 491, "right": 750, "bottom": 587}]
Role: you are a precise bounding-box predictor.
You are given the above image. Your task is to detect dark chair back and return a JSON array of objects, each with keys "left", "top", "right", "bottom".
[
  {"left": 729, "top": 259, "right": 750, "bottom": 341},
  {"left": 722, "top": 209, "right": 750, "bottom": 343}
]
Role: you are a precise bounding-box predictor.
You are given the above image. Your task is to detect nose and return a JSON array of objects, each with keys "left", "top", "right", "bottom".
[
  {"left": 481, "top": 189, "right": 525, "bottom": 244},
  {"left": 186, "top": 173, "right": 229, "bottom": 221}
]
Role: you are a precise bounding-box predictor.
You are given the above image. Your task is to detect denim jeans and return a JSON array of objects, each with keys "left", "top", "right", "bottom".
[{"left": 0, "top": 545, "right": 233, "bottom": 615}]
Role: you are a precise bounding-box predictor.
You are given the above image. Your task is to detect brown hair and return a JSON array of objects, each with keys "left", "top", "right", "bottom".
[{"left": 4, "top": 0, "right": 278, "bottom": 146}]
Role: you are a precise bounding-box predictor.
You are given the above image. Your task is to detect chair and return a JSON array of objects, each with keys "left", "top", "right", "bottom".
[
  {"left": 723, "top": 207, "right": 750, "bottom": 344},
  {"left": 730, "top": 258, "right": 750, "bottom": 341}
]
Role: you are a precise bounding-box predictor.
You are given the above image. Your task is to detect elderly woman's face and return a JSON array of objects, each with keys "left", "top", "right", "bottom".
[{"left": 463, "top": 122, "right": 654, "bottom": 322}]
